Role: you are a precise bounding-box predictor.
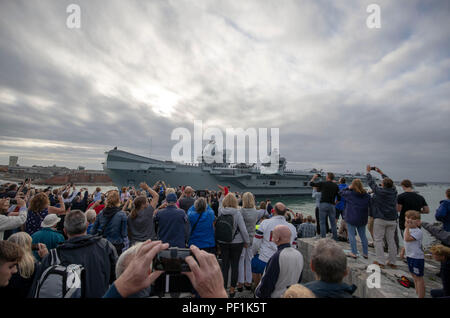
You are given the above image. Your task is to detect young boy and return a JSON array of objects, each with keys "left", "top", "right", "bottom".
[
  {"left": 403, "top": 210, "right": 425, "bottom": 298},
  {"left": 429, "top": 244, "right": 450, "bottom": 298}
]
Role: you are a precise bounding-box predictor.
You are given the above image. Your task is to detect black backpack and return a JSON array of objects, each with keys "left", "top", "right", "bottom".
[
  {"left": 215, "top": 214, "right": 238, "bottom": 243},
  {"left": 33, "top": 249, "right": 86, "bottom": 298}
]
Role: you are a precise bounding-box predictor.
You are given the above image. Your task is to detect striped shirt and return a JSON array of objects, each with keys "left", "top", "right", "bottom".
[
  {"left": 297, "top": 222, "right": 316, "bottom": 238},
  {"left": 252, "top": 216, "right": 298, "bottom": 263}
]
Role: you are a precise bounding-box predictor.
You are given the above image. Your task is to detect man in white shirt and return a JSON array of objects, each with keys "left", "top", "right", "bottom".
[
  {"left": 252, "top": 203, "right": 297, "bottom": 288},
  {"left": 0, "top": 198, "right": 27, "bottom": 240},
  {"left": 255, "top": 225, "right": 303, "bottom": 298}
]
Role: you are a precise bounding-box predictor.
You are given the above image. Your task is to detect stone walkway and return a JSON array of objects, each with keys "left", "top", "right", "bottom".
[{"left": 298, "top": 236, "right": 443, "bottom": 298}]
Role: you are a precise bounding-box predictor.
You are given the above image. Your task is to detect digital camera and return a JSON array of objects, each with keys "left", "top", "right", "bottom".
[
  {"left": 196, "top": 190, "right": 208, "bottom": 198},
  {"left": 152, "top": 247, "right": 192, "bottom": 273}
]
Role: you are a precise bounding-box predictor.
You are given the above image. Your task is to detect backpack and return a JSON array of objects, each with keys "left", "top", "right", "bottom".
[
  {"left": 34, "top": 248, "right": 86, "bottom": 298},
  {"left": 215, "top": 214, "right": 238, "bottom": 243}
]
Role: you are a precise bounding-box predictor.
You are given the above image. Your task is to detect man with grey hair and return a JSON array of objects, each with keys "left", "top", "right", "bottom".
[
  {"left": 30, "top": 210, "right": 118, "bottom": 298},
  {"left": 303, "top": 238, "right": 357, "bottom": 298},
  {"left": 252, "top": 202, "right": 298, "bottom": 288},
  {"left": 115, "top": 242, "right": 151, "bottom": 298}
]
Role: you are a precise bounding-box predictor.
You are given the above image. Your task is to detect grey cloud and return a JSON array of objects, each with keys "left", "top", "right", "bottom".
[{"left": 0, "top": 0, "right": 449, "bottom": 182}]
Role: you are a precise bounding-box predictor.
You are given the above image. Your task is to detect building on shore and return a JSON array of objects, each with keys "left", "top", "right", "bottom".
[{"left": 0, "top": 161, "right": 112, "bottom": 185}]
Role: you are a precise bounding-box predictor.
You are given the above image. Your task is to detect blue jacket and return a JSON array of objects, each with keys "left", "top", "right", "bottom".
[
  {"left": 335, "top": 184, "right": 348, "bottom": 210},
  {"left": 436, "top": 200, "right": 450, "bottom": 232},
  {"left": 187, "top": 205, "right": 215, "bottom": 249},
  {"left": 304, "top": 280, "right": 357, "bottom": 298},
  {"left": 90, "top": 206, "right": 127, "bottom": 245},
  {"left": 31, "top": 227, "right": 65, "bottom": 261},
  {"left": 340, "top": 189, "right": 370, "bottom": 227},
  {"left": 367, "top": 173, "right": 398, "bottom": 221},
  {"left": 154, "top": 205, "right": 189, "bottom": 248}
]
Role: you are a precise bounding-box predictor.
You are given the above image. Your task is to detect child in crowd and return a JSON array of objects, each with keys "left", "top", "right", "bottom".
[
  {"left": 403, "top": 210, "right": 425, "bottom": 298},
  {"left": 429, "top": 244, "right": 450, "bottom": 298},
  {"left": 282, "top": 284, "right": 315, "bottom": 298}
]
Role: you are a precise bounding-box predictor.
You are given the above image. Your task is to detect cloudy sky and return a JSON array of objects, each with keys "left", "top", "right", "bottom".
[{"left": 0, "top": 0, "right": 449, "bottom": 182}]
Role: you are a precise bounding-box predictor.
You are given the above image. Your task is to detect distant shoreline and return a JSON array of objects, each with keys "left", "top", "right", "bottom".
[{"left": 0, "top": 175, "right": 113, "bottom": 187}]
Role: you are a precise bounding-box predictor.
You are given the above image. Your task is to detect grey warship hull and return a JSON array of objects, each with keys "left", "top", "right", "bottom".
[{"left": 103, "top": 149, "right": 368, "bottom": 197}]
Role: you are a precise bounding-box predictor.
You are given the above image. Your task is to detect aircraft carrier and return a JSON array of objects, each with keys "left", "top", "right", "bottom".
[{"left": 103, "top": 144, "right": 369, "bottom": 197}]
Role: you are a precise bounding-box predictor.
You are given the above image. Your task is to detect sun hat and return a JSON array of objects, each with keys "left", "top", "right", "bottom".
[{"left": 41, "top": 214, "right": 61, "bottom": 228}]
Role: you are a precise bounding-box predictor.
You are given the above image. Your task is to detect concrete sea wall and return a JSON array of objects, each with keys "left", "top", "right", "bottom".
[{"left": 297, "top": 237, "right": 443, "bottom": 298}]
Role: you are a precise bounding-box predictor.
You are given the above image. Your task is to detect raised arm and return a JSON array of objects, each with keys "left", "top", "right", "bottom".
[
  {"left": 0, "top": 198, "right": 27, "bottom": 231},
  {"left": 366, "top": 165, "right": 378, "bottom": 192},
  {"left": 309, "top": 174, "right": 321, "bottom": 188},
  {"left": 48, "top": 195, "right": 66, "bottom": 215},
  {"left": 140, "top": 182, "right": 159, "bottom": 210},
  {"left": 421, "top": 221, "right": 450, "bottom": 246}
]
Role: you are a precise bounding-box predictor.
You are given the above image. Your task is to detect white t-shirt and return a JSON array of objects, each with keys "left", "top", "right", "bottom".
[
  {"left": 404, "top": 227, "right": 424, "bottom": 259},
  {"left": 252, "top": 215, "right": 298, "bottom": 263}
]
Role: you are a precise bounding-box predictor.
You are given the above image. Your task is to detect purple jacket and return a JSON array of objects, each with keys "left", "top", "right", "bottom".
[{"left": 340, "top": 189, "right": 370, "bottom": 227}]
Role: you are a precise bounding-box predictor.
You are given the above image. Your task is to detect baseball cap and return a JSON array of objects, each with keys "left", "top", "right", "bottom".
[{"left": 166, "top": 193, "right": 177, "bottom": 203}]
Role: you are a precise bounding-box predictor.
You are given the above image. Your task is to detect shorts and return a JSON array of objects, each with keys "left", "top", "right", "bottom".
[
  {"left": 251, "top": 254, "right": 267, "bottom": 274},
  {"left": 407, "top": 257, "right": 424, "bottom": 277}
]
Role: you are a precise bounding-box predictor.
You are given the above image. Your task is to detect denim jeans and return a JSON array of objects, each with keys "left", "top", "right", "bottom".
[
  {"left": 347, "top": 223, "right": 368, "bottom": 256},
  {"left": 315, "top": 207, "right": 330, "bottom": 236},
  {"left": 319, "top": 203, "right": 337, "bottom": 240}
]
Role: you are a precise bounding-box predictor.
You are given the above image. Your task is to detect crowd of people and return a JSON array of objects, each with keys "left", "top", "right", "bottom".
[{"left": 0, "top": 165, "right": 449, "bottom": 299}]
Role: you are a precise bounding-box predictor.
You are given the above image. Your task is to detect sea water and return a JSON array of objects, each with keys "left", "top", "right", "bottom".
[{"left": 281, "top": 183, "right": 450, "bottom": 247}]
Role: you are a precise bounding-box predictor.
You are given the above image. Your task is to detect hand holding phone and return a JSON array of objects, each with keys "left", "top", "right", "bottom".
[{"left": 152, "top": 247, "right": 193, "bottom": 273}]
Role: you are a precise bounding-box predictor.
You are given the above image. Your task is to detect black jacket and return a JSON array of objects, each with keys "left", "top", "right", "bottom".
[
  {"left": 29, "top": 235, "right": 118, "bottom": 298},
  {"left": 71, "top": 191, "right": 89, "bottom": 212},
  {"left": 367, "top": 173, "right": 398, "bottom": 221},
  {"left": 304, "top": 280, "right": 357, "bottom": 298},
  {"left": 309, "top": 181, "right": 340, "bottom": 204}
]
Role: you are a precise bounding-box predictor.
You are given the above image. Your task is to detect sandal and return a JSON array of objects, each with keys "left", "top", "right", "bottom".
[
  {"left": 363, "top": 255, "right": 368, "bottom": 259},
  {"left": 346, "top": 253, "right": 358, "bottom": 259}
]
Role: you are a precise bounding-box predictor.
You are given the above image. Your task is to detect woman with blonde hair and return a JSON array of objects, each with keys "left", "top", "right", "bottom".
[
  {"left": 0, "top": 232, "right": 40, "bottom": 297},
  {"left": 217, "top": 193, "right": 250, "bottom": 297},
  {"left": 25, "top": 192, "right": 65, "bottom": 236},
  {"left": 237, "top": 192, "right": 268, "bottom": 292},
  {"left": 339, "top": 179, "right": 371, "bottom": 259}
]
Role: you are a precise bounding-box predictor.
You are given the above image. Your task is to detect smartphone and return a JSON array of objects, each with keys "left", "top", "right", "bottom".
[
  {"left": 152, "top": 247, "right": 192, "bottom": 273},
  {"left": 10, "top": 199, "right": 17, "bottom": 205},
  {"left": 370, "top": 167, "right": 377, "bottom": 171},
  {"left": 31, "top": 244, "right": 40, "bottom": 251}
]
